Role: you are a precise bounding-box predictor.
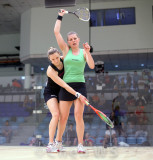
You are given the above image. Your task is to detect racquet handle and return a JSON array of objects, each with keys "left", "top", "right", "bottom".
[
  {"left": 59, "top": 9, "right": 68, "bottom": 14},
  {"left": 85, "top": 101, "right": 89, "bottom": 106},
  {"left": 85, "top": 100, "right": 90, "bottom": 106}
]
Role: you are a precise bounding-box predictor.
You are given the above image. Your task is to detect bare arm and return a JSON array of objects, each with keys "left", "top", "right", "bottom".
[
  {"left": 54, "top": 9, "right": 69, "bottom": 57},
  {"left": 47, "top": 66, "right": 87, "bottom": 103},
  {"left": 83, "top": 42, "right": 95, "bottom": 69}
]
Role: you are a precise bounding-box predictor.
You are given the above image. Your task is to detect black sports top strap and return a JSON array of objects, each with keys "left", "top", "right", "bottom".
[{"left": 50, "top": 58, "right": 63, "bottom": 72}]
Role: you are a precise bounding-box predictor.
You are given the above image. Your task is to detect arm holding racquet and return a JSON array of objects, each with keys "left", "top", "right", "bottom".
[{"left": 54, "top": 10, "right": 69, "bottom": 57}]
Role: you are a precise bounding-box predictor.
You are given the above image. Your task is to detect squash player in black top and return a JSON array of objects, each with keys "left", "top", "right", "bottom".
[
  {"left": 44, "top": 58, "right": 64, "bottom": 102},
  {"left": 43, "top": 47, "right": 87, "bottom": 153}
]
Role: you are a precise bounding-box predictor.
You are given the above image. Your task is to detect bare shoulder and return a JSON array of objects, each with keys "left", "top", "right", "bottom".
[
  {"left": 47, "top": 65, "right": 52, "bottom": 72},
  {"left": 47, "top": 66, "right": 56, "bottom": 77}
]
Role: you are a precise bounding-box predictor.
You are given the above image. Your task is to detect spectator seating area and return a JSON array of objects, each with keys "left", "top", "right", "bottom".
[
  {"left": 0, "top": 70, "right": 153, "bottom": 146},
  {"left": 30, "top": 101, "right": 152, "bottom": 147},
  {"left": 86, "top": 70, "right": 153, "bottom": 94},
  {"left": 0, "top": 93, "right": 36, "bottom": 145},
  {"left": 0, "top": 116, "right": 25, "bottom": 145},
  {"left": 0, "top": 102, "right": 31, "bottom": 117}
]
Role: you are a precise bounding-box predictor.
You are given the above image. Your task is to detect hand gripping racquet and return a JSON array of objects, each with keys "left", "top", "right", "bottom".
[
  {"left": 60, "top": 8, "right": 90, "bottom": 21},
  {"left": 85, "top": 100, "right": 114, "bottom": 128}
]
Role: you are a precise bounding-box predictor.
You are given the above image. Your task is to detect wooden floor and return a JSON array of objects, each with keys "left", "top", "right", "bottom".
[{"left": 0, "top": 146, "right": 153, "bottom": 160}]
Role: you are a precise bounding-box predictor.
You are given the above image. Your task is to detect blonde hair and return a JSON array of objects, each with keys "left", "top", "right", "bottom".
[{"left": 47, "top": 47, "right": 60, "bottom": 59}]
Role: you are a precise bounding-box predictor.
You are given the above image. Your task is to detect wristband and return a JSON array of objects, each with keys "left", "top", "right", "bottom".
[
  {"left": 75, "top": 92, "right": 81, "bottom": 98},
  {"left": 57, "top": 15, "right": 63, "bottom": 21}
]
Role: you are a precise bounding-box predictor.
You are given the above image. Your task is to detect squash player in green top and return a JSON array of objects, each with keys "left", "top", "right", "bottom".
[
  {"left": 63, "top": 48, "right": 86, "bottom": 83},
  {"left": 54, "top": 9, "right": 95, "bottom": 153}
]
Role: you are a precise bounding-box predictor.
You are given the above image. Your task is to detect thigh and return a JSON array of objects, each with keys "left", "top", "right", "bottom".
[
  {"left": 59, "top": 101, "right": 73, "bottom": 117},
  {"left": 74, "top": 99, "right": 85, "bottom": 115},
  {"left": 47, "top": 98, "right": 59, "bottom": 114}
]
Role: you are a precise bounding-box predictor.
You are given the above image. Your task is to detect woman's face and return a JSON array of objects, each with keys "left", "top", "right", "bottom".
[
  {"left": 49, "top": 52, "right": 60, "bottom": 66},
  {"left": 67, "top": 34, "right": 80, "bottom": 48}
]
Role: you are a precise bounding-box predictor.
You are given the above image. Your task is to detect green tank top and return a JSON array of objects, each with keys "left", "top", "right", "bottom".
[{"left": 63, "top": 48, "right": 86, "bottom": 83}]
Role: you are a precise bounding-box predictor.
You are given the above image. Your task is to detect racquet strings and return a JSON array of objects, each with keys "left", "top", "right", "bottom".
[
  {"left": 98, "top": 112, "right": 114, "bottom": 128},
  {"left": 75, "top": 8, "right": 90, "bottom": 21}
]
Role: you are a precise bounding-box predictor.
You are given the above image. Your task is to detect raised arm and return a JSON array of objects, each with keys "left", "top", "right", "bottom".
[
  {"left": 47, "top": 66, "right": 87, "bottom": 104},
  {"left": 54, "top": 9, "right": 69, "bottom": 57},
  {"left": 83, "top": 42, "right": 95, "bottom": 69}
]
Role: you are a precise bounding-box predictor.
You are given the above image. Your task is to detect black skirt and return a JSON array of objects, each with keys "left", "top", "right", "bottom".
[
  {"left": 59, "top": 82, "right": 87, "bottom": 101},
  {"left": 43, "top": 87, "right": 60, "bottom": 103}
]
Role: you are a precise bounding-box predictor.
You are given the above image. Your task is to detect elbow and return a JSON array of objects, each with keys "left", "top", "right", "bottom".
[
  {"left": 89, "top": 63, "right": 95, "bottom": 70},
  {"left": 54, "top": 29, "right": 58, "bottom": 36},
  {"left": 90, "top": 65, "right": 95, "bottom": 70}
]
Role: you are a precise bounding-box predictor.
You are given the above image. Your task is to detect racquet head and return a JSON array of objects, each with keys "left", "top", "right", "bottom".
[
  {"left": 59, "top": 8, "right": 90, "bottom": 21},
  {"left": 85, "top": 101, "right": 114, "bottom": 128},
  {"left": 97, "top": 111, "right": 114, "bottom": 128},
  {"left": 74, "top": 8, "right": 90, "bottom": 21}
]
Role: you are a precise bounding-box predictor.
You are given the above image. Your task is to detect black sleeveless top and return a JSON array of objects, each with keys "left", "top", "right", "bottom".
[{"left": 44, "top": 59, "right": 64, "bottom": 94}]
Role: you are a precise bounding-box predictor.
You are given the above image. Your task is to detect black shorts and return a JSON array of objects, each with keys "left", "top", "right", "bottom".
[
  {"left": 43, "top": 87, "right": 60, "bottom": 103},
  {"left": 59, "top": 82, "right": 87, "bottom": 101}
]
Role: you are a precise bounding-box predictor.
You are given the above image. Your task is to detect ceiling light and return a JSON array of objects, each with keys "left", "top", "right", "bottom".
[
  {"left": 41, "top": 68, "right": 44, "bottom": 71},
  {"left": 115, "top": 65, "right": 118, "bottom": 68},
  {"left": 21, "top": 76, "right": 25, "bottom": 80}
]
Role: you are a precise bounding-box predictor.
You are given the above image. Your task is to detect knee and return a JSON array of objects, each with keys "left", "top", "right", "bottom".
[
  {"left": 52, "top": 111, "right": 60, "bottom": 120},
  {"left": 60, "top": 115, "right": 68, "bottom": 124},
  {"left": 75, "top": 112, "right": 83, "bottom": 122}
]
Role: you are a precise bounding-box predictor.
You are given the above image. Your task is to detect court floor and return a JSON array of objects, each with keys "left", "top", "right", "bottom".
[{"left": 0, "top": 146, "right": 153, "bottom": 160}]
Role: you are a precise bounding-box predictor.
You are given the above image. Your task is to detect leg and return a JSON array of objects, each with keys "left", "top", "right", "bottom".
[
  {"left": 112, "top": 134, "right": 118, "bottom": 146},
  {"left": 103, "top": 135, "right": 109, "bottom": 148},
  {"left": 114, "top": 137, "right": 118, "bottom": 146},
  {"left": 74, "top": 99, "right": 85, "bottom": 144},
  {"left": 73, "top": 138, "right": 77, "bottom": 146},
  {"left": 47, "top": 98, "right": 59, "bottom": 143},
  {"left": 8, "top": 131, "right": 12, "bottom": 143},
  {"left": 56, "top": 101, "right": 73, "bottom": 142}
]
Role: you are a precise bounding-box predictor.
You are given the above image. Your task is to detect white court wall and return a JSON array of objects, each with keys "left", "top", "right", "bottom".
[
  {"left": 20, "top": 3, "right": 89, "bottom": 60},
  {"left": 20, "top": 9, "right": 32, "bottom": 59},
  {"left": 0, "top": 34, "right": 20, "bottom": 54},
  {"left": 0, "top": 0, "right": 153, "bottom": 77},
  {"left": 90, "top": 0, "right": 153, "bottom": 51},
  {"left": 0, "top": 34, "right": 22, "bottom": 77},
  {"left": 20, "top": 0, "right": 153, "bottom": 60}
]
